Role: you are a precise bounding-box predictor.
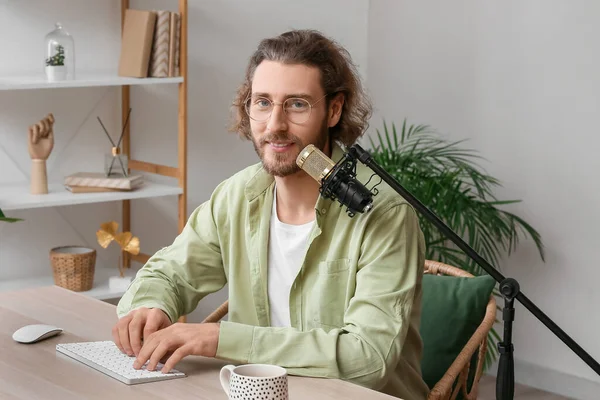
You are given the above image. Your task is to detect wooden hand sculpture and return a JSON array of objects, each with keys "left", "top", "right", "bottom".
[
  {"left": 28, "top": 113, "right": 55, "bottom": 160},
  {"left": 28, "top": 113, "right": 55, "bottom": 194}
]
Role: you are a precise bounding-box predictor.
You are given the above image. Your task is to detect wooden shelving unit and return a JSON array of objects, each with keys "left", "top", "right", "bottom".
[
  {"left": 0, "top": 73, "right": 183, "bottom": 91},
  {"left": 0, "top": 0, "right": 188, "bottom": 300},
  {"left": 0, "top": 265, "right": 140, "bottom": 301},
  {"left": 0, "top": 182, "right": 183, "bottom": 211}
]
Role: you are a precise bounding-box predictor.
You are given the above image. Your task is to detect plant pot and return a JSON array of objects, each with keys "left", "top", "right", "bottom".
[
  {"left": 50, "top": 246, "right": 96, "bottom": 291},
  {"left": 45, "top": 65, "right": 67, "bottom": 82}
]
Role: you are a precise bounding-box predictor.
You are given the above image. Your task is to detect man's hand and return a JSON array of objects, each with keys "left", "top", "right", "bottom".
[
  {"left": 133, "top": 322, "right": 220, "bottom": 373},
  {"left": 112, "top": 307, "right": 172, "bottom": 357}
]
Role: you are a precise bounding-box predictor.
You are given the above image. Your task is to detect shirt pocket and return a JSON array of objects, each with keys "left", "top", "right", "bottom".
[
  {"left": 318, "top": 258, "right": 351, "bottom": 274},
  {"left": 308, "top": 258, "right": 352, "bottom": 329}
]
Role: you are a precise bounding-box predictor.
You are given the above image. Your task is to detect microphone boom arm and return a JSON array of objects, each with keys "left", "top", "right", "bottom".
[{"left": 348, "top": 143, "right": 600, "bottom": 400}]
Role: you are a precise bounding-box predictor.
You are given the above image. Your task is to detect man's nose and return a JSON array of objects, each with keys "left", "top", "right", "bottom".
[{"left": 266, "top": 104, "right": 288, "bottom": 133}]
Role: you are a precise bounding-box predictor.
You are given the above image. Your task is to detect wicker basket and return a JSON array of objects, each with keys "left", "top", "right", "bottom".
[{"left": 50, "top": 246, "right": 96, "bottom": 292}]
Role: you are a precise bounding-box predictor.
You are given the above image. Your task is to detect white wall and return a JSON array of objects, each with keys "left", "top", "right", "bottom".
[
  {"left": 0, "top": 0, "right": 369, "bottom": 323},
  {"left": 367, "top": 0, "right": 600, "bottom": 397}
]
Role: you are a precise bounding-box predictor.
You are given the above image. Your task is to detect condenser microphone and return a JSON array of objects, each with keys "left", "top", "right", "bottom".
[{"left": 296, "top": 144, "right": 374, "bottom": 216}]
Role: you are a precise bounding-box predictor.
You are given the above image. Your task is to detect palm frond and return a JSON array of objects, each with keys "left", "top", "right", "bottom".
[
  {"left": 0, "top": 208, "right": 23, "bottom": 223},
  {"left": 367, "top": 118, "right": 545, "bottom": 370}
]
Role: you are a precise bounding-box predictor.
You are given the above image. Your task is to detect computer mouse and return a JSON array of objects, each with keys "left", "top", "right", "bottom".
[{"left": 12, "top": 324, "right": 63, "bottom": 344}]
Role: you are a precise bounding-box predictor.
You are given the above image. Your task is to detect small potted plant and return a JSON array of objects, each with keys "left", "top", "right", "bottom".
[{"left": 45, "top": 44, "right": 67, "bottom": 82}]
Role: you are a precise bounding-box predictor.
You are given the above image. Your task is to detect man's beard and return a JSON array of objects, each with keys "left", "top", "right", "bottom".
[{"left": 252, "top": 121, "right": 329, "bottom": 177}]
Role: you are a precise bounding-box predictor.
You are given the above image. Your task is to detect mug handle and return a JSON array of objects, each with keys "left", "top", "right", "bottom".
[{"left": 219, "top": 364, "right": 236, "bottom": 396}]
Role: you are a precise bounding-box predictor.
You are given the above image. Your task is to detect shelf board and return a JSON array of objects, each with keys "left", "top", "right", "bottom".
[
  {"left": 0, "top": 182, "right": 183, "bottom": 211},
  {"left": 0, "top": 266, "right": 141, "bottom": 301},
  {"left": 0, "top": 72, "right": 183, "bottom": 91}
]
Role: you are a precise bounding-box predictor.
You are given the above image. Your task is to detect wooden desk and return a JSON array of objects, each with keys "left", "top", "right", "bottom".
[{"left": 0, "top": 286, "right": 397, "bottom": 400}]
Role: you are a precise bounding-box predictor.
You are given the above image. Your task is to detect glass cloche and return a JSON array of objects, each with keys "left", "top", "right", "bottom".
[{"left": 44, "top": 22, "right": 75, "bottom": 80}]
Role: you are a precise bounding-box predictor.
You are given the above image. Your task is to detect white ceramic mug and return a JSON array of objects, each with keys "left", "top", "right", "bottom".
[{"left": 220, "top": 364, "right": 288, "bottom": 400}]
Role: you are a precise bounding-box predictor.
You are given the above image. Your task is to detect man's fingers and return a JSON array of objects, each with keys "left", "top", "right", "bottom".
[
  {"left": 159, "top": 350, "right": 174, "bottom": 364},
  {"left": 118, "top": 320, "right": 133, "bottom": 356},
  {"left": 146, "top": 342, "right": 171, "bottom": 372},
  {"left": 112, "top": 315, "right": 133, "bottom": 353},
  {"left": 161, "top": 347, "right": 188, "bottom": 374},
  {"left": 112, "top": 323, "right": 124, "bottom": 353},
  {"left": 129, "top": 316, "right": 144, "bottom": 356},
  {"left": 134, "top": 334, "right": 159, "bottom": 370}
]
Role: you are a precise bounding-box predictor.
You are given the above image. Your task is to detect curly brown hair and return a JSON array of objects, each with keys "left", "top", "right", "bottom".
[{"left": 229, "top": 29, "right": 372, "bottom": 147}]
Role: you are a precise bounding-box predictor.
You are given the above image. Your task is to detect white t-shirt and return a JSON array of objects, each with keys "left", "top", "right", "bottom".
[{"left": 267, "top": 187, "right": 315, "bottom": 327}]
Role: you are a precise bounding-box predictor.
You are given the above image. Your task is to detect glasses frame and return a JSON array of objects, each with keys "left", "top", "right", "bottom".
[{"left": 244, "top": 93, "right": 329, "bottom": 124}]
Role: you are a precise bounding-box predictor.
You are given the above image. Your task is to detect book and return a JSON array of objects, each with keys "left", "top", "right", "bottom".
[
  {"left": 118, "top": 9, "right": 157, "bottom": 78},
  {"left": 149, "top": 10, "right": 170, "bottom": 78},
  {"left": 65, "top": 185, "right": 131, "bottom": 194},
  {"left": 173, "top": 12, "right": 181, "bottom": 76},
  {"left": 64, "top": 172, "right": 144, "bottom": 190},
  {"left": 168, "top": 12, "right": 177, "bottom": 77}
]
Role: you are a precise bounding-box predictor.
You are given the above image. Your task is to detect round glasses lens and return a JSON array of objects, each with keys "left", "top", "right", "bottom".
[
  {"left": 284, "top": 98, "right": 311, "bottom": 124},
  {"left": 246, "top": 97, "right": 273, "bottom": 121}
]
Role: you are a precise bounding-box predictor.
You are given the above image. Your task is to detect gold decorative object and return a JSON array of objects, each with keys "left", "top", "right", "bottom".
[
  {"left": 96, "top": 221, "right": 140, "bottom": 277},
  {"left": 28, "top": 113, "right": 55, "bottom": 194}
]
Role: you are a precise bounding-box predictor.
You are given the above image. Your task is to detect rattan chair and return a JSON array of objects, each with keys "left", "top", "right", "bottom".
[
  {"left": 202, "top": 260, "right": 497, "bottom": 400},
  {"left": 423, "top": 260, "right": 496, "bottom": 400}
]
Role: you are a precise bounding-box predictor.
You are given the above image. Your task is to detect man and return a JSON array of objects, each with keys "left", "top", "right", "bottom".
[{"left": 114, "top": 29, "right": 430, "bottom": 400}]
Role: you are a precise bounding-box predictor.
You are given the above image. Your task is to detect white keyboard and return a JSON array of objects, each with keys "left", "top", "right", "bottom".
[{"left": 56, "top": 341, "right": 186, "bottom": 385}]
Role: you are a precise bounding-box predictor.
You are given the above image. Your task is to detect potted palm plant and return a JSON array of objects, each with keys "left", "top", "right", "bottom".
[{"left": 366, "top": 119, "right": 545, "bottom": 367}]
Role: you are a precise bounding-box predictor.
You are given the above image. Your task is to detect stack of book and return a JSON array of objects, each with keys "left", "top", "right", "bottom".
[
  {"left": 118, "top": 8, "right": 181, "bottom": 78},
  {"left": 64, "top": 172, "right": 144, "bottom": 193}
]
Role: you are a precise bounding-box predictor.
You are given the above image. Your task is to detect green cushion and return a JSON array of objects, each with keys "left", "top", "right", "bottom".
[{"left": 419, "top": 273, "right": 496, "bottom": 390}]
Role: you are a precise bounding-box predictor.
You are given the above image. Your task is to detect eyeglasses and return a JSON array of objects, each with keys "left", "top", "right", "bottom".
[{"left": 244, "top": 93, "right": 328, "bottom": 124}]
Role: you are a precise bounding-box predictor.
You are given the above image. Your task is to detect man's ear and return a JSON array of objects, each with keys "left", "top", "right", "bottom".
[{"left": 327, "top": 93, "right": 345, "bottom": 128}]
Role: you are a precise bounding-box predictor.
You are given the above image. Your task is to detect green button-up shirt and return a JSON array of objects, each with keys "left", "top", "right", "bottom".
[{"left": 117, "top": 143, "right": 430, "bottom": 400}]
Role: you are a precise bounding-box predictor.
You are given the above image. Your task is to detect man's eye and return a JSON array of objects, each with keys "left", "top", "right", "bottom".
[
  {"left": 255, "top": 99, "right": 271, "bottom": 108},
  {"left": 288, "top": 100, "right": 309, "bottom": 110}
]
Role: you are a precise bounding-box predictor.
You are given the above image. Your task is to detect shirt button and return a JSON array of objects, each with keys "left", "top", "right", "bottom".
[{"left": 321, "top": 208, "right": 327, "bottom": 214}]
